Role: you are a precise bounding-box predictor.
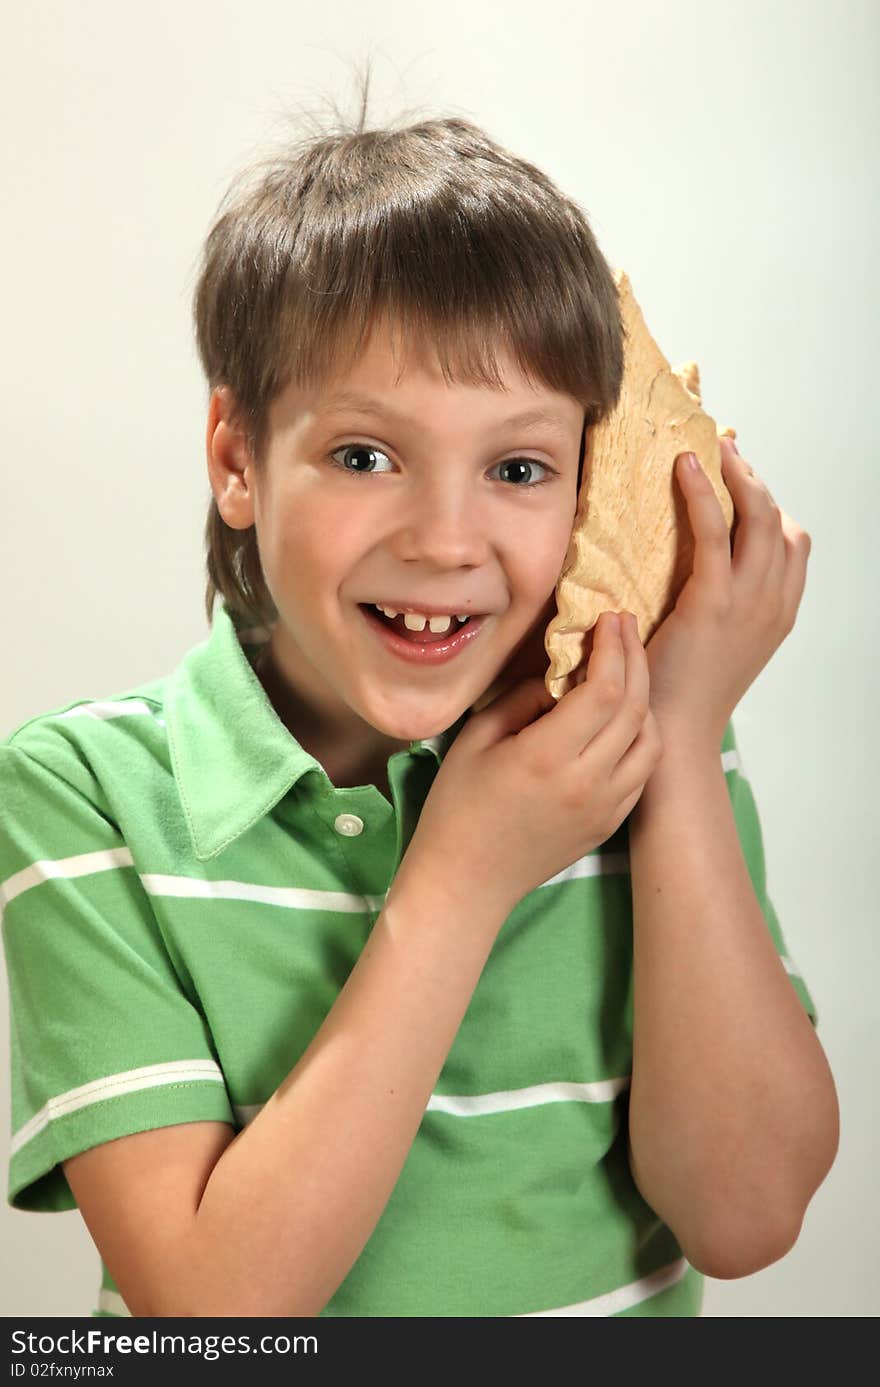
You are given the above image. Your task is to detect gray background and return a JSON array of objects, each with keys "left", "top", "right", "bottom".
[{"left": 1, "top": 0, "right": 876, "bottom": 1316}]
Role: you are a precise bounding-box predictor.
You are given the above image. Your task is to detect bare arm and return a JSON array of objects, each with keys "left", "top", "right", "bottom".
[
  {"left": 176, "top": 858, "right": 507, "bottom": 1316},
  {"left": 65, "top": 854, "right": 511, "bottom": 1318},
  {"left": 625, "top": 743, "right": 839, "bottom": 1279}
]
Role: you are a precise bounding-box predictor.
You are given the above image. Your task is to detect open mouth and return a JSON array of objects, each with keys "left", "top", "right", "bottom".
[
  {"left": 360, "top": 605, "right": 474, "bottom": 644},
  {"left": 357, "top": 603, "right": 488, "bottom": 662}
]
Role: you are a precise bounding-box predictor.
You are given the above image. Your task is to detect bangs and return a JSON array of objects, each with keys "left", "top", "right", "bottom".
[{"left": 270, "top": 184, "right": 616, "bottom": 414}]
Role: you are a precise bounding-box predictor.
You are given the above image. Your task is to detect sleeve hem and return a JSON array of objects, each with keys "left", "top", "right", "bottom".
[{"left": 9, "top": 1081, "right": 236, "bottom": 1212}]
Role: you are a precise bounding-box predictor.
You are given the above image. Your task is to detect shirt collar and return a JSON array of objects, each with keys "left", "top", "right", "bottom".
[{"left": 166, "top": 602, "right": 469, "bottom": 862}]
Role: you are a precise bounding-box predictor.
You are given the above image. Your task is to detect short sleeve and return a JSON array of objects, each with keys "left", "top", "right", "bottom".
[
  {"left": 0, "top": 741, "right": 235, "bottom": 1212},
  {"left": 722, "top": 720, "right": 819, "bottom": 1027}
]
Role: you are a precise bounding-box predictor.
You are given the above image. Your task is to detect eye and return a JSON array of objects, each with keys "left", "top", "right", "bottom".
[
  {"left": 493, "top": 457, "right": 553, "bottom": 487},
  {"left": 326, "top": 442, "right": 556, "bottom": 487},
  {"left": 328, "top": 443, "right": 394, "bottom": 475}
]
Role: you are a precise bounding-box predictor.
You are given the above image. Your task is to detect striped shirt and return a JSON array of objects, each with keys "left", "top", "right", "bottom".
[{"left": 0, "top": 601, "right": 818, "bottom": 1317}]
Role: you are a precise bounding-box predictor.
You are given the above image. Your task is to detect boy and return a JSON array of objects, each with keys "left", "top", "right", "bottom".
[{"left": 0, "top": 102, "right": 837, "bottom": 1317}]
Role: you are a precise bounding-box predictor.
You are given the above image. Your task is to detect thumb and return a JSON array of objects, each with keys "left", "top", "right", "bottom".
[{"left": 464, "top": 675, "right": 557, "bottom": 749}]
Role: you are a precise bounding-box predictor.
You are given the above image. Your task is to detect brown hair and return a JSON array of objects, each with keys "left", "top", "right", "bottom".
[{"left": 192, "top": 68, "right": 624, "bottom": 631}]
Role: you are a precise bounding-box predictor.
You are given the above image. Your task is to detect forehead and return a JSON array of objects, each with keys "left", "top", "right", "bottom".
[{"left": 271, "top": 316, "right": 584, "bottom": 438}]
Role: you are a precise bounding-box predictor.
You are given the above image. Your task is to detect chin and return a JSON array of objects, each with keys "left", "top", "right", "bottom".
[{"left": 363, "top": 696, "right": 468, "bottom": 744}]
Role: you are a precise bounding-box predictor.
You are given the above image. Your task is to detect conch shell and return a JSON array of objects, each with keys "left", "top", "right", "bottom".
[{"left": 544, "top": 268, "right": 736, "bottom": 700}]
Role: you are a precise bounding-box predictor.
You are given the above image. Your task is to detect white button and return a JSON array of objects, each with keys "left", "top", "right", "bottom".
[{"left": 334, "top": 813, "right": 364, "bottom": 837}]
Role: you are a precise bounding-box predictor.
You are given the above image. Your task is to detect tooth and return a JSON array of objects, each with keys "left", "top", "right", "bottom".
[
  {"left": 403, "top": 613, "right": 428, "bottom": 631},
  {"left": 455, "top": 615, "right": 468, "bottom": 623},
  {"left": 428, "top": 615, "right": 452, "bottom": 633},
  {"left": 375, "top": 604, "right": 399, "bottom": 618}
]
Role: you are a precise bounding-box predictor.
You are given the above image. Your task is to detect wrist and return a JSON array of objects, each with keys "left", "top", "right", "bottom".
[
  {"left": 652, "top": 711, "right": 726, "bottom": 761},
  {"left": 391, "top": 845, "right": 516, "bottom": 933},
  {"left": 630, "top": 735, "right": 723, "bottom": 827}
]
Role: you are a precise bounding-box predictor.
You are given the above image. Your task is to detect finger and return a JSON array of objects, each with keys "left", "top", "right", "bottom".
[
  {"left": 779, "top": 515, "right": 812, "bottom": 634},
  {"left": 607, "top": 609, "right": 650, "bottom": 758},
  {"left": 719, "top": 435, "right": 778, "bottom": 510},
  {"left": 610, "top": 705, "right": 662, "bottom": 805},
  {"left": 764, "top": 509, "right": 788, "bottom": 613},
  {"left": 572, "top": 609, "right": 610, "bottom": 686},
  {"left": 722, "top": 441, "right": 805, "bottom": 632},
  {"left": 576, "top": 609, "right": 648, "bottom": 761},
  {"left": 536, "top": 610, "right": 627, "bottom": 752},
  {"left": 618, "top": 610, "right": 649, "bottom": 727},
  {"left": 591, "top": 610, "right": 653, "bottom": 780},
  {"left": 722, "top": 436, "right": 778, "bottom": 505},
  {"left": 718, "top": 440, "right": 780, "bottom": 587},
  {"left": 676, "top": 452, "right": 732, "bottom": 593},
  {"left": 586, "top": 609, "right": 628, "bottom": 693}
]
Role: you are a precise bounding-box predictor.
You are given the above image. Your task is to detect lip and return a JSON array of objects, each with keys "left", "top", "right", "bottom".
[{"left": 358, "top": 604, "right": 489, "bottom": 664}]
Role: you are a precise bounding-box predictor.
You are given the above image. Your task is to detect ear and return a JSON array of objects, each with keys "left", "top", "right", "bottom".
[{"left": 206, "top": 386, "right": 259, "bottom": 531}]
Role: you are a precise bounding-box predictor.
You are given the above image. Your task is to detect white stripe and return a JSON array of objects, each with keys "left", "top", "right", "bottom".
[
  {"left": 1, "top": 853, "right": 381, "bottom": 917},
  {"left": 2, "top": 842, "right": 806, "bottom": 994},
  {"left": 540, "top": 851, "right": 628, "bottom": 887},
  {"left": 95, "top": 1289, "right": 131, "bottom": 1317},
  {"left": 92, "top": 1259, "right": 689, "bottom": 1320},
  {"left": 140, "top": 873, "right": 385, "bottom": 914},
  {"left": 57, "top": 700, "right": 160, "bottom": 722},
  {"left": 721, "top": 747, "right": 740, "bottom": 773},
  {"left": 0, "top": 853, "right": 638, "bottom": 917},
  {"left": 0, "top": 744, "right": 739, "bottom": 915},
  {"left": 1, "top": 847, "right": 135, "bottom": 910},
  {"left": 10, "top": 1060, "right": 225, "bottom": 1157},
  {"left": 231, "top": 1076, "right": 631, "bottom": 1131},
  {"left": 517, "top": 1257, "right": 690, "bottom": 1316},
  {"left": 426, "top": 1077, "right": 630, "bottom": 1116}
]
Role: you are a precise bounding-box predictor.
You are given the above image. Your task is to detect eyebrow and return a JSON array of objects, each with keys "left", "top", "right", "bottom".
[{"left": 313, "top": 389, "right": 572, "bottom": 438}]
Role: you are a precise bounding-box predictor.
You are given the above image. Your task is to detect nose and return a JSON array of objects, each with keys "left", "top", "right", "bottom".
[{"left": 386, "top": 471, "right": 493, "bottom": 570}]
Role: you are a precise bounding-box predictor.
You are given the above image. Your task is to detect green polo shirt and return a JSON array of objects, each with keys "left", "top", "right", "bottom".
[{"left": 0, "top": 602, "right": 818, "bottom": 1317}]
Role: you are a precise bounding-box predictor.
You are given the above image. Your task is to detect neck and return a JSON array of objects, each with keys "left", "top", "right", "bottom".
[{"left": 252, "top": 637, "right": 410, "bottom": 785}]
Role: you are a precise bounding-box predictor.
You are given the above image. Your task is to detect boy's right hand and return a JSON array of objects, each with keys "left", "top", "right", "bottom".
[{"left": 402, "top": 611, "right": 662, "bottom": 918}]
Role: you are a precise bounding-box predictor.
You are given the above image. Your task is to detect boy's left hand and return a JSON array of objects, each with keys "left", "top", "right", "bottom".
[{"left": 642, "top": 435, "right": 812, "bottom": 753}]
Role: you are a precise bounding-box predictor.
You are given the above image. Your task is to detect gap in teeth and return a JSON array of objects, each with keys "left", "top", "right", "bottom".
[{"left": 373, "top": 604, "right": 469, "bottom": 631}]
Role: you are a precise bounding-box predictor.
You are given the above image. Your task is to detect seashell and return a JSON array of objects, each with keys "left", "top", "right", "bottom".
[{"left": 545, "top": 268, "right": 736, "bottom": 700}]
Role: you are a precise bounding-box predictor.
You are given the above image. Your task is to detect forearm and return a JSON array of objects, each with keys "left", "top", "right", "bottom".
[
  {"left": 177, "top": 861, "right": 509, "bottom": 1316},
  {"left": 625, "top": 742, "right": 839, "bottom": 1277}
]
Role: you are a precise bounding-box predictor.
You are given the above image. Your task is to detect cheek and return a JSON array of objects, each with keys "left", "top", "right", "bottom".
[
  {"left": 258, "top": 492, "right": 372, "bottom": 589},
  {"left": 310, "top": 507, "right": 374, "bottom": 555},
  {"left": 494, "top": 510, "right": 576, "bottom": 607},
  {"left": 536, "top": 513, "right": 579, "bottom": 587},
  {"left": 554, "top": 499, "right": 581, "bottom": 567}
]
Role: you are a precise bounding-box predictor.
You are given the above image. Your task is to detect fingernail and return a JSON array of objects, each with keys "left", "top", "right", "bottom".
[
  {"left": 685, "top": 452, "right": 699, "bottom": 471},
  {"left": 728, "top": 437, "right": 740, "bottom": 455}
]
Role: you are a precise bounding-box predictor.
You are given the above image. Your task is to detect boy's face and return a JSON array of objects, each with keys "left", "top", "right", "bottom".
[{"left": 212, "top": 319, "right": 585, "bottom": 746}]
